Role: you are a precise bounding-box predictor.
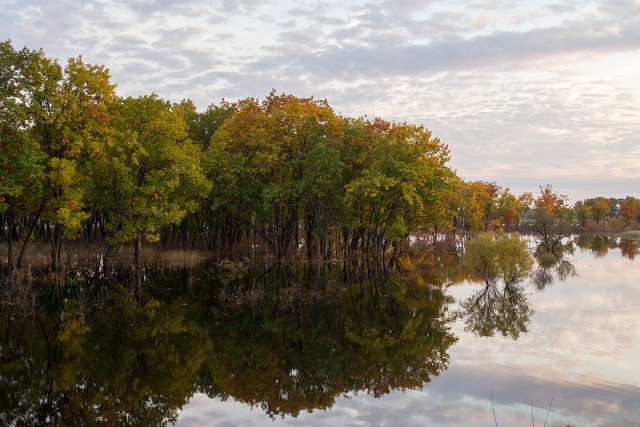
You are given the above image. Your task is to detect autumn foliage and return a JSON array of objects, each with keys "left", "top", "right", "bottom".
[{"left": 1, "top": 41, "right": 638, "bottom": 269}]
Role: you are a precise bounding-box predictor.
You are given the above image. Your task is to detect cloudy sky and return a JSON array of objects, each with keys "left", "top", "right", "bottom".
[{"left": 2, "top": 0, "right": 639, "bottom": 202}]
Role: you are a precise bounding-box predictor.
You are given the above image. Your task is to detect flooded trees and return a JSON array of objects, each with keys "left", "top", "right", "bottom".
[
  {"left": 461, "top": 232, "right": 534, "bottom": 339},
  {"left": 87, "top": 94, "right": 210, "bottom": 275},
  {"left": 204, "top": 94, "right": 454, "bottom": 259}
]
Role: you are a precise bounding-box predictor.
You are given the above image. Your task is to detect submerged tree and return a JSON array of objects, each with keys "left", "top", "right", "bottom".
[
  {"left": 460, "top": 232, "right": 534, "bottom": 339},
  {"left": 463, "top": 232, "right": 533, "bottom": 286}
]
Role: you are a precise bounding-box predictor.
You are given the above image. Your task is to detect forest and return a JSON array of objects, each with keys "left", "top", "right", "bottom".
[{"left": 2, "top": 40, "right": 640, "bottom": 272}]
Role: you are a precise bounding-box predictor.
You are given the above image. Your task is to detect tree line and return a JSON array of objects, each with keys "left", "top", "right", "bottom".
[{"left": 1, "top": 41, "right": 639, "bottom": 268}]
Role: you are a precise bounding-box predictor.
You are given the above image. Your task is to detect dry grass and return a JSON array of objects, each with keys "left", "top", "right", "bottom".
[
  {"left": 0, "top": 240, "right": 211, "bottom": 270},
  {"left": 619, "top": 230, "right": 640, "bottom": 240}
]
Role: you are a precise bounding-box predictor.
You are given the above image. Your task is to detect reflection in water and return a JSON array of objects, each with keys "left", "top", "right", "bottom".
[
  {"left": 619, "top": 238, "right": 640, "bottom": 260},
  {"left": 459, "top": 281, "right": 533, "bottom": 339},
  {"left": 457, "top": 233, "right": 534, "bottom": 339},
  {"left": 0, "top": 259, "right": 457, "bottom": 424},
  {"left": 574, "top": 234, "right": 616, "bottom": 258},
  {"left": 575, "top": 234, "right": 640, "bottom": 261},
  {"left": 2, "top": 234, "right": 637, "bottom": 426},
  {"left": 532, "top": 250, "right": 576, "bottom": 290},
  {"left": 530, "top": 235, "right": 576, "bottom": 290},
  {"left": 196, "top": 260, "right": 458, "bottom": 417},
  {"left": 0, "top": 295, "right": 211, "bottom": 426}
]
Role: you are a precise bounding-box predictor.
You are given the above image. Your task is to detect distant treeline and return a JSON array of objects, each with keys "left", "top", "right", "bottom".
[{"left": 1, "top": 41, "right": 639, "bottom": 268}]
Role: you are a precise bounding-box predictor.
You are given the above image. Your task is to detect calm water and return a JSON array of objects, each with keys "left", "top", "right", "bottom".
[{"left": 1, "top": 236, "right": 639, "bottom": 426}]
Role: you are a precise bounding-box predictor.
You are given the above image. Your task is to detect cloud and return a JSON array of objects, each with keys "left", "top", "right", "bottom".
[{"left": 1, "top": 0, "right": 639, "bottom": 200}]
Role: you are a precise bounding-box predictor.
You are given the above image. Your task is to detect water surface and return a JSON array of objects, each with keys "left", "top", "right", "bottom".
[{"left": 1, "top": 236, "right": 639, "bottom": 426}]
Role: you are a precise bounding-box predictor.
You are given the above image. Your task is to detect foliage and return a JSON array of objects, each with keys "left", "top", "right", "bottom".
[
  {"left": 88, "top": 94, "right": 210, "bottom": 256},
  {"left": 464, "top": 232, "right": 533, "bottom": 286},
  {"left": 2, "top": 38, "right": 640, "bottom": 272}
]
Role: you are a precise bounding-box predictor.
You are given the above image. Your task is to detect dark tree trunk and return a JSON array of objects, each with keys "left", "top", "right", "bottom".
[
  {"left": 135, "top": 233, "right": 143, "bottom": 299},
  {"left": 17, "top": 199, "right": 46, "bottom": 268}
]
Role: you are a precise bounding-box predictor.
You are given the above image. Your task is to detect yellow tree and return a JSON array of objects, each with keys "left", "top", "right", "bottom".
[
  {"left": 574, "top": 201, "right": 592, "bottom": 227},
  {"left": 462, "top": 181, "right": 499, "bottom": 232},
  {"left": 589, "top": 197, "right": 610, "bottom": 229},
  {"left": 26, "top": 52, "right": 115, "bottom": 271}
]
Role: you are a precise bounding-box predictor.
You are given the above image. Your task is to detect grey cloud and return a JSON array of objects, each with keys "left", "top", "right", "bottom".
[
  {"left": 122, "top": 0, "right": 201, "bottom": 18},
  {"left": 109, "top": 34, "right": 149, "bottom": 50},
  {"left": 216, "top": 0, "right": 263, "bottom": 15},
  {"left": 260, "top": 20, "right": 640, "bottom": 81}
]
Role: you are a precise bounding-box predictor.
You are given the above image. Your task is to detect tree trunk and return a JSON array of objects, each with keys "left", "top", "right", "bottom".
[
  {"left": 7, "top": 208, "right": 14, "bottom": 267},
  {"left": 50, "top": 226, "right": 63, "bottom": 272},
  {"left": 323, "top": 194, "right": 331, "bottom": 260},
  {"left": 135, "top": 233, "right": 143, "bottom": 299},
  {"left": 17, "top": 199, "right": 46, "bottom": 268},
  {"left": 314, "top": 200, "right": 321, "bottom": 261}
]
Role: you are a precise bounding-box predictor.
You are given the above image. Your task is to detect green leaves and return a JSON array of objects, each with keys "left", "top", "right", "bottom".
[
  {"left": 88, "top": 94, "right": 210, "bottom": 249},
  {"left": 464, "top": 232, "right": 533, "bottom": 286}
]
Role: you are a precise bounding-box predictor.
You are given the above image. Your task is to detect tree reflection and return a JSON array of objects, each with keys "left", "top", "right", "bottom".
[
  {"left": 197, "top": 260, "right": 457, "bottom": 417},
  {"left": 619, "top": 238, "right": 640, "bottom": 260},
  {"left": 0, "top": 295, "right": 212, "bottom": 426},
  {"left": 531, "top": 249, "right": 576, "bottom": 290},
  {"left": 460, "top": 281, "right": 532, "bottom": 339},
  {"left": 0, "top": 259, "right": 458, "bottom": 422},
  {"left": 575, "top": 234, "right": 639, "bottom": 261},
  {"left": 575, "top": 234, "right": 616, "bottom": 258}
]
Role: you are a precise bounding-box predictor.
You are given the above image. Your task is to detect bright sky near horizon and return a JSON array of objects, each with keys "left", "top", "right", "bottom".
[{"left": 2, "top": 0, "right": 639, "bottom": 203}]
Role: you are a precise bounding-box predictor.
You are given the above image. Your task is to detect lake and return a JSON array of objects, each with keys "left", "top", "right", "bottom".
[{"left": 1, "top": 235, "right": 639, "bottom": 426}]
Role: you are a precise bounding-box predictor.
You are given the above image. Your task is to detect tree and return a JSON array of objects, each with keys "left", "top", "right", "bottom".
[
  {"left": 23, "top": 52, "right": 116, "bottom": 272},
  {"left": 205, "top": 92, "right": 344, "bottom": 258},
  {"left": 589, "top": 196, "right": 610, "bottom": 229},
  {"left": 460, "top": 181, "right": 500, "bottom": 232},
  {"left": 496, "top": 188, "right": 518, "bottom": 231},
  {"left": 87, "top": 94, "right": 210, "bottom": 276},
  {"left": 535, "top": 184, "right": 567, "bottom": 217},
  {"left": 0, "top": 41, "right": 46, "bottom": 267},
  {"left": 464, "top": 232, "right": 533, "bottom": 286},
  {"left": 342, "top": 118, "right": 453, "bottom": 257},
  {"left": 574, "top": 201, "right": 591, "bottom": 228},
  {"left": 516, "top": 191, "right": 534, "bottom": 232},
  {"left": 619, "top": 197, "right": 639, "bottom": 226}
]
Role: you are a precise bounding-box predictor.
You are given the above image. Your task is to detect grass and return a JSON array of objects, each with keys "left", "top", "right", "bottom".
[
  {"left": 0, "top": 240, "right": 211, "bottom": 270},
  {"left": 619, "top": 230, "right": 640, "bottom": 240}
]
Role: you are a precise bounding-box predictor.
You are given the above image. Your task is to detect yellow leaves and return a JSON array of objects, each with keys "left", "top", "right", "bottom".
[{"left": 48, "top": 157, "right": 77, "bottom": 187}]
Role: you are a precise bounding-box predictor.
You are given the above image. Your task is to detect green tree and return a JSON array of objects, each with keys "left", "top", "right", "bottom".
[
  {"left": 574, "top": 201, "right": 591, "bottom": 227},
  {"left": 25, "top": 52, "right": 115, "bottom": 272},
  {"left": 342, "top": 118, "right": 453, "bottom": 257},
  {"left": 496, "top": 188, "right": 518, "bottom": 231},
  {"left": 464, "top": 232, "right": 533, "bottom": 286},
  {"left": 0, "top": 41, "right": 46, "bottom": 267},
  {"left": 88, "top": 94, "right": 210, "bottom": 276},
  {"left": 205, "top": 92, "right": 344, "bottom": 258}
]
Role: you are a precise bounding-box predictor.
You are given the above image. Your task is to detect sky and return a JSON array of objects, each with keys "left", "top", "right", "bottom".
[{"left": 2, "top": 0, "right": 639, "bottom": 202}]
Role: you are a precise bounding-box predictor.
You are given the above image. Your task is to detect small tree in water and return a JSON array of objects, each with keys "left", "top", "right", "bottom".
[
  {"left": 461, "top": 233, "right": 534, "bottom": 340},
  {"left": 464, "top": 232, "right": 533, "bottom": 286}
]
